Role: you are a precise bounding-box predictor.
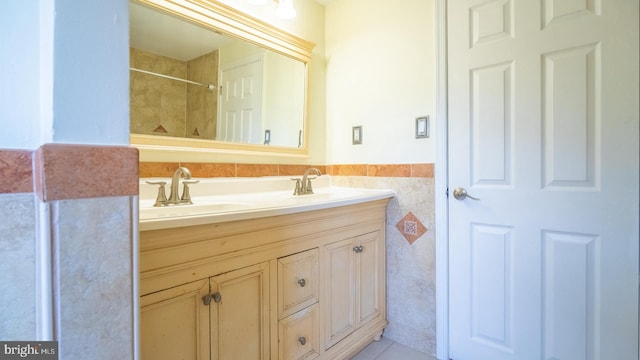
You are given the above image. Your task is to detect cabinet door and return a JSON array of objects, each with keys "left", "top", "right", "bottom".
[
  {"left": 322, "top": 231, "right": 385, "bottom": 350},
  {"left": 322, "top": 238, "right": 357, "bottom": 349},
  {"left": 140, "top": 279, "right": 210, "bottom": 360},
  {"left": 210, "top": 262, "right": 270, "bottom": 360},
  {"left": 356, "top": 231, "right": 384, "bottom": 325}
]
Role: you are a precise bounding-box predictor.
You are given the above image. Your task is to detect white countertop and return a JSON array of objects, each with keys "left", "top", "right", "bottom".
[{"left": 138, "top": 177, "right": 395, "bottom": 231}]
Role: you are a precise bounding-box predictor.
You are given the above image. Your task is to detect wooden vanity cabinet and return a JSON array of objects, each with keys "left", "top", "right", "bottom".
[
  {"left": 139, "top": 199, "right": 390, "bottom": 360},
  {"left": 140, "top": 263, "right": 270, "bottom": 360}
]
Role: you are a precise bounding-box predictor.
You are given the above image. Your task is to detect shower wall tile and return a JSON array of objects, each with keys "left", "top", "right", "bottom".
[
  {"left": 53, "top": 196, "right": 134, "bottom": 359},
  {"left": 186, "top": 50, "right": 219, "bottom": 140},
  {"left": 0, "top": 193, "right": 36, "bottom": 340},
  {"left": 331, "top": 176, "right": 436, "bottom": 356},
  {"left": 130, "top": 48, "right": 188, "bottom": 137}
]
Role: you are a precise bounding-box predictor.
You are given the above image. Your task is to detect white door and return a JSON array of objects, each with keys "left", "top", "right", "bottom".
[
  {"left": 218, "top": 56, "right": 263, "bottom": 144},
  {"left": 448, "top": 1, "right": 639, "bottom": 359}
]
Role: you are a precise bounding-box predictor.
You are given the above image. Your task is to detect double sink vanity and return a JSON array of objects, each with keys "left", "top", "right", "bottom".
[
  {"left": 130, "top": 1, "right": 395, "bottom": 358},
  {"left": 139, "top": 168, "right": 395, "bottom": 359}
]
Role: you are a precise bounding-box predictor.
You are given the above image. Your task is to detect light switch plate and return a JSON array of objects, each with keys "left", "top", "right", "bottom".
[
  {"left": 352, "top": 126, "right": 362, "bottom": 145},
  {"left": 416, "top": 116, "right": 429, "bottom": 138}
]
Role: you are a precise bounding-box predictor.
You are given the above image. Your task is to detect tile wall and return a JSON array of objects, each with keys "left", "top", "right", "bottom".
[
  {"left": 0, "top": 192, "right": 36, "bottom": 338},
  {"left": 331, "top": 175, "right": 436, "bottom": 355},
  {"left": 0, "top": 146, "right": 138, "bottom": 358}
]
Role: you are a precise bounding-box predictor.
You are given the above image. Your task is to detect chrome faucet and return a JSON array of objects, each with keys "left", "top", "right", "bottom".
[
  {"left": 146, "top": 166, "right": 199, "bottom": 206},
  {"left": 168, "top": 167, "right": 192, "bottom": 203},
  {"left": 292, "top": 168, "right": 321, "bottom": 195}
]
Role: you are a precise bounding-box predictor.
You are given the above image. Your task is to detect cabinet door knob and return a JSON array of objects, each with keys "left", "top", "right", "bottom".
[
  {"left": 297, "top": 278, "right": 306, "bottom": 287},
  {"left": 353, "top": 245, "right": 364, "bottom": 253},
  {"left": 202, "top": 291, "right": 222, "bottom": 305},
  {"left": 298, "top": 336, "right": 307, "bottom": 346},
  {"left": 212, "top": 291, "right": 222, "bottom": 303},
  {"left": 202, "top": 293, "right": 212, "bottom": 305}
]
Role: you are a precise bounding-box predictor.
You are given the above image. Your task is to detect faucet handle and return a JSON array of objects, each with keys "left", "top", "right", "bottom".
[
  {"left": 181, "top": 180, "right": 200, "bottom": 204},
  {"left": 291, "top": 178, "right": 302, "bottom": 195},
  {"left": 305, "top": 177, "right": 315, "bottom": 194},
  {"left": 145, "top": 181, "right": 168, "bottom": 207}
]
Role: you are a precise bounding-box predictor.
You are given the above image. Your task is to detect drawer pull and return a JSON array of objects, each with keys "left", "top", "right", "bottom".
[
  {"left": 298, "top": 336, "right": 307, "bottom": 346},
  {"left": 353, "top": 245, "right": 364, "bottom": 253},
  {"left": 297, "top": 278, "right": 306, "bottom": 287}
]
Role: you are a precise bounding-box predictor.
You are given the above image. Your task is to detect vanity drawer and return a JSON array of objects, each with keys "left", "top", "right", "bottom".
[
  {"left": 278, "top": 248, "right": 319, "bottom": 319},
  {"left": 279, "top": 304, "right": 319, "bottom": 360}
]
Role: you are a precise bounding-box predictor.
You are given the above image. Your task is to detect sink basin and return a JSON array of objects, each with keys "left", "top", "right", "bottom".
[{"left": 139, "top": 202, "right": 251, "bottom": 220}]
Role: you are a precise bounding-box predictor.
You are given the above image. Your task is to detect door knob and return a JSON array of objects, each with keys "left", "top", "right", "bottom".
[{"left": 452, "top": 187, "right": 479, "bottom": 201}]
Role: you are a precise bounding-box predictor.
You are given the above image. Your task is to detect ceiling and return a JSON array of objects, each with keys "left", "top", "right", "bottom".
[{"left": 129, "top": 2, "right": 234, "bottom": 61}]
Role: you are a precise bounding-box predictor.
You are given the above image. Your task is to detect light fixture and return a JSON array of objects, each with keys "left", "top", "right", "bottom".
[{"left": 275, "top": 0, "right": 296, "bottom": 19}]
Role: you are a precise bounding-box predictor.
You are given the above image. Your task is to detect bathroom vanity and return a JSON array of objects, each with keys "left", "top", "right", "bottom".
[{"left": 138, "top": 178, "right": 394, "bottom": 359}]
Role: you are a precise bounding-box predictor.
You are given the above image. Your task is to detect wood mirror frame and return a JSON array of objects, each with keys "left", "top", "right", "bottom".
[{"left": 130, "top": 0, "right": 316, "bottom": 159}]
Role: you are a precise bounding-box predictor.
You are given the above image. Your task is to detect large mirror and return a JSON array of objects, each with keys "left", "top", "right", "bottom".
[{"left": 129, "top": 0, "right": 315, "bottom": 155}]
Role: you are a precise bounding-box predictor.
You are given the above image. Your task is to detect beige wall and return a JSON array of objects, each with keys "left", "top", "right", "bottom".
[{"left": 325, "top": 0, "right": 436, "bottom": 165}]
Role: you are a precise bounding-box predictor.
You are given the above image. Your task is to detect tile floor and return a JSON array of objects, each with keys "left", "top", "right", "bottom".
[{"left": 350, "top": 337, "right": 436, "bottom": 360}]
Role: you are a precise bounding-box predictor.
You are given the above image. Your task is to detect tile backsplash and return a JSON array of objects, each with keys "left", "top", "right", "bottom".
[{"left": 140, "top": 161, "right": 433, "bottom": 179}]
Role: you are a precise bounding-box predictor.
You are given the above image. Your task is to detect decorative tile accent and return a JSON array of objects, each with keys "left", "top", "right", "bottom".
[
  {"left": 138, "top": 162, "right": 434, "bottom": 179},
  {"left": 139, "top": 162, "right": 180, "bottom": 178},
  {"left": 368, "top": 164, "right": 411, "bottom": 177},
  {"left": 34, "top": 144, "right": 139, "bottom": 201},
  {"left": 236, "top": 163, "right": 279, "bottom": 177},
  {"left": 411, "top": 163, "right": 434, "bottom": 178},
  {"left": 0, "top": 149, "right": 33, "bottom": 194},
  {"left": 153, "top": 124, "right": 168, "bottom": 133},
  {"left": 326, "top": 164, "right": 368, "bottom": 176},
  {"left": 279, "top": 164, "right": 328, "bottom": 177},
  {"left": 395, "top": 211, "right": 428, "bottom": 244},
  {"left": 182, "top": 162, "right": 236, "bottom": 178}
]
